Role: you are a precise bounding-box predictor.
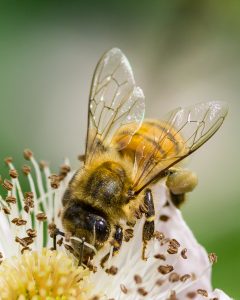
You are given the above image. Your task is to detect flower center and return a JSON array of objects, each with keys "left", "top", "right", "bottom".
[{"left": 0, "top": 249, "right": 89, "bottom": 300}]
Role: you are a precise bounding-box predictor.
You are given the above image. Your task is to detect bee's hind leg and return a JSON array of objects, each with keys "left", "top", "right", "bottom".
[
  {"left": 142, "top": 188, "right": 155, "bottom": 260},
  {"left": 100, "top": 225, "right": 123, "bottom": 268},
  {"left": 166, "top": 168, "right": 198, "bottom": 208}
]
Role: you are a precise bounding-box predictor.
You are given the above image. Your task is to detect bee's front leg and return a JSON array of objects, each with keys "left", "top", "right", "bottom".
[
  {"left": 142, "top": 188, "right": 155, "bottom": 260},
  {"left": 166, "top": 168, "right": 198, "bottom": 207},
  {"left": 100, "top": 225, "right": 123, "bottom": 268}
]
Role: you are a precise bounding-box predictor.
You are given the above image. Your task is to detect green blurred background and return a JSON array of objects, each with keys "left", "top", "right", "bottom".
[{"left": 0, "top": 1, "right": 239, "bottom": 297}]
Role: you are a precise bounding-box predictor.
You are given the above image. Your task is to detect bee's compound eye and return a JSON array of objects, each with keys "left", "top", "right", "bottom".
[{"left": 94, "top": 217, "right": 110, "bottom": 243}]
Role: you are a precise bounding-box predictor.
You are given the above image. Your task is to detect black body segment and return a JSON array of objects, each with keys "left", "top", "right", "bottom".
[{"left": 142, "top": 188, "right": 155, "bottom": 260}]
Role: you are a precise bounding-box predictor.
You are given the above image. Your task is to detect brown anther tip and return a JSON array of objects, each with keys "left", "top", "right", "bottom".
[
  {"left": 9, "top": 169, "right": 18, "bottom": 179},
  {"left": 137, "top": 288, "right": 148, "bottom": 296},
  {"left": 181, "top": 248, "right": 188, "bottom": 259},
  {"left": 106, "top": 266, "right": 118, "bottom": 275},
  {"left": 57, "top": 237, "right": 64, "bottom": 246},
  {"left": 60, "top": 164, "right": 71, "bottom": 175},
  {"left": 24, "top": 192, "right": 34, "bottom": 199},
  {"left": 22, "top": 165, "right": 31, "bottom": 175},
  {"left": 39, "top": 160, "right": 48, "bottom": 170},
  {"left": 169, "top": 239, "right": 180, "bottom": 248},
  {"left": 169, "top": 272, "right": 180, "bottom": 282},
  {"left": 134, "top": 274, "right": 142, "bottom": 284},
  {"left": 155, "top": 279, "right": 164, "bottom": 286},
  {"left": 120, "top": 284, "right": 128, "bottom": 294},
  {"left": 160, "top": 238, "right": 170, "bottom": 246},
  {"left": 167, "top": 246, "right": 178, "bottom": 255},
  {"left": 4, "top": 157, "right": 13, "bottom": 165},
  {"left": 90, "top": 296, "right": 100, "bottom": 300},
  {"left": 49, "top": 174, "right": 61, "bottom": 189},
  {"left": 0, "top": 252, "right": 3, "bottom": 259},
  {"left": 36, "top": 212, "right": 47, "bottom": 221},
  {"left": 11, "top": 218, "right": 27, "bottom": 226},
  {"left": 48, "top": 222, "right": 57, "bottom": 236},
  {"left": 197, "top": 289, "right": 208, "bottom": 297},
  {"left": 158, "top": 264, "right": 174, "bottom": 275},
  {"left": 208, "top": 252, "right": 218, "bottom": 264},
  {"left": 21, "top": 247, "right": 31, "bottom": 254},
  {"left": 167, "top": 291, "right": 177, "bottom": 300},
  {"left": 5, "top": 195, "right": 16, "bottom": 204},
  {"left": 159, "top": 214, "right": 170, "bottom": 222},
  {"left": 154, "top": 231, "right": 165, "bottom": 240},
  {"left": 186, "top": 291, "right": 197, "bottom": 299},
  {"left": 23, "top": 149, "right": 33, "bottom": 160},
  {"left": 3, "top": 206, "right": 11, "bottom": 215},
  {"left": 180, "top": 274, "right": 191, "bottom": 282},
  {"left": 2, "top": 179, "right": 13, "bottom": 191},
  {"left": 154, "top": 253, "right": 166, "bottom": 260},
  {"left": 26, "top": 229, "right": 37, "bottom": 238}
]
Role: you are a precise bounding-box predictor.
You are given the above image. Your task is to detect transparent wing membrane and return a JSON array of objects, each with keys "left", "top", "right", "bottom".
[
  {"left": 131, "top": 101, "right": 228, "bottom": 192},
  {"left": 85, "top": 48, "right": 145, "bottom": 164}
]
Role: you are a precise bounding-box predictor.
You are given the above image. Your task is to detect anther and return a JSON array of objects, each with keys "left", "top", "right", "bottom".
[
  {"left": 180, "top": 274, "right": 191, "bottom": 282},
  {"left": 134, "top": 274, "right": 142, "bottom": 284},
  {"left": 154, "top": 253, "right": 166, "bottom": 260},
  {"left": 169, "top": 272, "right": 180, "bottom": 282},
  {"left": 2, "top": 179, "right": 13, "bottom": 191},
  {"left": 9, "top": 169, "right": 18, "bottom": 179},
  {"left": 4, "top": 157, "right": 13, "bottom": 165},
  {"left": 154, "top": 231, "right": 165, "bottom": 240},
  {"left": 120, "top": 284, "right": 128, "bottom": 294},
  {"left": 158, "top": 264, "right": 174, "bottom": 275},
  {"left": 2, "top": 206, "right": 10, "bottom": 215},
  {"left": 23, "top": 149, "right": 33, "bottom": 160},
  {"left": 137, "top": 288, "right": 148, "bottom": 296},
  {"left": 208, "top": 252, "right": 217, "bottom": 264},
  {"left": 197, "top": 289, "right": 208, "bottom": 297},
  {"left": 181, "top": 248, "right": 188, "bottom": 259},
  {"left": 39, "top": 160, "right": 48, "bottom": 170},
  {"left": 26, "top": 229, "right": 37, "bottom": 238},
  {"left": 22, "top": 165, "right": 31, "bottom": 175},
  {"left": 36, "top": 212, "right": 47, "bottom": 221},
  {"left": 186, "top": 291, "right": 197, "bottom": 299},
  {"left": 106, "top": 266, "right": 118, "bottom": 275},
  {"left": 5, "top": 196, "right": 16, "bottom": 204},
  {"left": 159, "top": 214, "right": 170, "bottom": 222},
  {"left": 49, "top": 174, "right": 61, "bottom": 189},
  {"left": 155, "top": 279, "right": 164, "bottom": 286},
  {"left": 167, "top": 291, "right": 177, "bottom": 300},
  {"left": 11, "top": 218, "right": 27, "bottom": 226}
]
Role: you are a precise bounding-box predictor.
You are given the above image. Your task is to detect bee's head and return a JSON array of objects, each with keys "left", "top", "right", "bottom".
[{"left": 62, "top": 202, "right": 110, "bottom": 258}]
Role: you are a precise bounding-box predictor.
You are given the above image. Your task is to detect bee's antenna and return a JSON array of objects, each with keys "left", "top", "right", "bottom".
[{"left": 78, "top": 237, "right": 85, "bottom": 266}]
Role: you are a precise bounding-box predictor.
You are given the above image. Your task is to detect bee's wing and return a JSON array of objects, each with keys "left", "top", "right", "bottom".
[
  {"left": 133, "top": 101, "right": 228, "bottom": 193},
  {"left": 85, "top": 48, "right": 145, "bottom": 164}
]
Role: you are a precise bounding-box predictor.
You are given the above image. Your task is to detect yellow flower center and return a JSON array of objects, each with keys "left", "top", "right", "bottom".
[{"left": 0, "top": 249, "right": 89, "bottom": 300}]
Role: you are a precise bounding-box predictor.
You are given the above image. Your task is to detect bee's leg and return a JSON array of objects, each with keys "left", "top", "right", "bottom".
[
  {"left": 100, "top": 225, "right": 123, "bottom": 268},
  {"left": 142, "top": 188, "right": 155, "bottom": 260},
  {"left": 51, "top": 228, "right": 65, "bottom": 250},
  {"left": 166, "top": 168, "right": 198, "bottom": 208}
]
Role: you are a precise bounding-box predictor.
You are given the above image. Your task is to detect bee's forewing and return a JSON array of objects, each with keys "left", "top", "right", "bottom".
[{"left": 85, "top": 48, "right": 145, "bottom": 164}]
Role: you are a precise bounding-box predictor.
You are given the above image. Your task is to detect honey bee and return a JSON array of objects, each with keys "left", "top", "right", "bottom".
[{"left": 61, "top": 48, "right": 227, "bottom": 265}]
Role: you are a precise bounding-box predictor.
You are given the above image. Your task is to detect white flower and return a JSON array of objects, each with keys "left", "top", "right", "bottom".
[{"left": 0, "top": 151, "right": 232, "bottom": 300}]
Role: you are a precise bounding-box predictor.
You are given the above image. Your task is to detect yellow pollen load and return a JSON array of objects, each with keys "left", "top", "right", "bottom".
[{"left": 0, "top": 249, "right": 90, "bottom": 300}]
